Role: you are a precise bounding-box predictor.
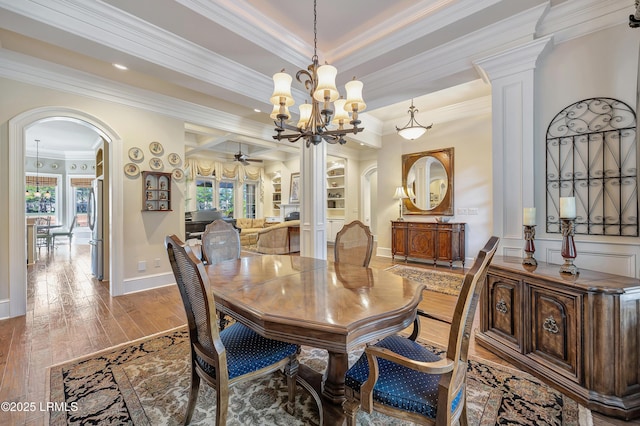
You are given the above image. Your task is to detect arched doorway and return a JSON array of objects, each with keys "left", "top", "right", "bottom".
[
  {"left": 361, "top": 165, "right": 378, "bottom": 235},
  {"left": 8, "top": 107, "right": 124, "bottom": 318}
]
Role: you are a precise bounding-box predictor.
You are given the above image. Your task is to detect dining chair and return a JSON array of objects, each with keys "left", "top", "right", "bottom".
[
  {"left": 201, "top": 219, "right": 241, "bottom": 330},
  {"left": 165, "top": 234, "right": 299, "bottom": 425},
  {"left": 343, "top": 236, "right": 499, "bottom": 426},
  {"left": 334, "top": 220, "right": 374, "bottom": 267},
  {"left": 51, "top": 216, "right": 77, "bottom": 248},
  {"left": 35, "top": 216, "right": 52, "bottom": 251},
  {"left": 201, "top": 219, "right": 241, "bottom": 265}
]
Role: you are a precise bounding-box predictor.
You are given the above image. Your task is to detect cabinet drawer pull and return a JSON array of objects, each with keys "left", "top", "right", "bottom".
[
  {"left": 543, "top": 316, "right": 559, "bottom": 334},
  {"left": 496, "top": 299, "right": 508, "bottom": 314}
]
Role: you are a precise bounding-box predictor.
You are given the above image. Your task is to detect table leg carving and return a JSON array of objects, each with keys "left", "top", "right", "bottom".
[{"left": 322, "top": 351, "right": 348, "bottom": 404}]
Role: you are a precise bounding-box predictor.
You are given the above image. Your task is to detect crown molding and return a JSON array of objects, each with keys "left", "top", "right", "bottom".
[
  {"left": 331, "top": 0, "right": 503, "bottom": 72},
  {"left": 0, "top": 49, "right": 274, "bottom": 139},
  {"left": 538, "top": 0, "right": 632, "bottom": 44},
  {"left": 0, "top": 49, "right": 383, "bottom": 149},
  {"left": 363, "top": 3, "right": 548, "bottom": 103},
  {"left": 0, "top": 0, "right": 287, "bottom": 104},
  {"left": 176, "top": 0, "right": 311, "bottom": 70}
]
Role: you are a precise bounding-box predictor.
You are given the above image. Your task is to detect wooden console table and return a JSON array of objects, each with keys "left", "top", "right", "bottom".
[
  {"left": 391, "top": 220, "right": 465, "bottom": 267},
  {"left": 477, "top": 256, "right": 640, "bottom": 420}
]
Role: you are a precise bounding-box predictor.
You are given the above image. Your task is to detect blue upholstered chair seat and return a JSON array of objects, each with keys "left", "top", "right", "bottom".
[
  {"left": 196, "top": 322, "right": 298, "bottom": 380},
  {"left": 345, "top": 335, "right": 462, "bottom": 419}
]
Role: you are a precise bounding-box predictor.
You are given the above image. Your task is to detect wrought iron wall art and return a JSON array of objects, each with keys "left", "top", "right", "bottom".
[{"left": 546, "top": 97, "right": 638, "bottom": 236}]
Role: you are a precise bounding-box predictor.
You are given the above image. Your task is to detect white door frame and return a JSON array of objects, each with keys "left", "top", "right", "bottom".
[
  {"left": 8, "top": 106, "right": 124, "bottom": 317},
  {"left": 360, "top": 164, "right": 377, "bottom": 234}
]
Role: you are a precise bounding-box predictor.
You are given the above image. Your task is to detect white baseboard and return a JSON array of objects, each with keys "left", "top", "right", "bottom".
[
  {"left": 122, "top": 272, "right": 175, "bottom": 295},
  {"left": 0, "top": 299, "right": 10, "bottom": 320}
]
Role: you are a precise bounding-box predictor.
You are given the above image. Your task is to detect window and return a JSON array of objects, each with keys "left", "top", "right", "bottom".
[
  {"left": 219, "top": 181, "right": 234, "bottom": 217},
  {"left": 196, "top": 178, "right": 214, "bottom": 210},
  {"left": 71, "top": 177, "right": 93, "bottom": 227},
  {"left": 25, "top": 175, "right": 58, "bottom": 220},
  {"left": 244, "top": 182, "right": 257, "bottom": 218}
]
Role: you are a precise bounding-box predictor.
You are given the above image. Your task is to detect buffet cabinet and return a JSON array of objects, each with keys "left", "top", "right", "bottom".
[
  {"left": 477, "top": 256, "right": 640, "bottom": 420},
  {"left": 391, "top": 221, "right": 465, "bottom": 267}
]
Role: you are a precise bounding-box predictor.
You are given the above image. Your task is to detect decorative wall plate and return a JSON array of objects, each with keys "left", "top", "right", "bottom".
[
  {"left": 81, "top": 164, "right": 88, "bottom": 170},
  {"left": 168, "top": 152, "right": 181, "bottom": 166},
  {"left": 172, "top": 168, "right": 184, "bottom": 180},
  {"left": 149, "top": 157, "right": 163, "bottom": 170},
  {"left": 70, "top": 163, "right": 77, "bottom": 170},
  {"left": 50, "top": 163, "right": 59, "bottom": 169},
  {"left": 128, "top": 147, "right": 144, "bottom": 162},
  {"left": 36, "top": 161, "right": 43, "bottom": 168},
  {"left": 149, "top": 141, "right": 164, "bottom": 156},
  {"left": 124, "top": 162, "right": 140, "bottom": 177}
]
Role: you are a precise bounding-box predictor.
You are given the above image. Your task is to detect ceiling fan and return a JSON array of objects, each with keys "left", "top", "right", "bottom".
[{"left": 234, "top": 143, "right": 263, "bottom": 166}]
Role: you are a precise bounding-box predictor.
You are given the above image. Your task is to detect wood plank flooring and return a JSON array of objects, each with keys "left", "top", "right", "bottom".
[{"left": 0, "top": 243, "right": 631, "bottom": 425}]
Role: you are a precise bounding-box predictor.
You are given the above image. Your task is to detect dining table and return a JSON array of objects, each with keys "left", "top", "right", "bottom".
[{"left": 204, "top": 254, "right": 425, "bottom": 419}]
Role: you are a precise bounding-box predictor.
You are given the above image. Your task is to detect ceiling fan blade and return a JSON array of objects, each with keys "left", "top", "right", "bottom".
[{"left": 247, "top": 158, "right": 263, "bottom": 162}]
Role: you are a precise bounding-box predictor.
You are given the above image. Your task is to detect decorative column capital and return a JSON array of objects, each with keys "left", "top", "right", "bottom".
[{"left": 473, "top": 36, "right": 553, "bottom": 82}]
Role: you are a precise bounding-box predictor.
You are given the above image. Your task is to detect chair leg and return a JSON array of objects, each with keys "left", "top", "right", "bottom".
[
  {"left": 183, "top": 366, "right": 200, "bottom": 425},
  {"left": 459, "top": 400, "right": 469, "bottom": 426},
  {"left": 215, "top": 380, "right": 229, "bottom": 426},
  {"left": 283, "top": 354, "right": 299, "bottom": 415},
  {"left": 342, "top": 396, "right": 360, "bottom": 426}
]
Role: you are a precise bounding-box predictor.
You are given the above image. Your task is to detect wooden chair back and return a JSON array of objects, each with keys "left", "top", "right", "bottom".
[
  {"left": 201, "top": 219, "right": 241, "bottom": 265},
  {"left": 165, "top": 234, "right": 225, "bottom": 380},
  {"left": 334, "top": 220, "right": 374, "bottom": 267},
  {"left": 437, "top": 236, "right": 499, "bottom": 424}
]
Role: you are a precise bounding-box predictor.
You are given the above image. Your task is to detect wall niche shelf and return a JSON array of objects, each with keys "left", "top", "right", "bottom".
[
  {"left": 272, "top": 173, "right": 281, "bottom": 214},
  {"left": 142, "top": 171, "right": 172, "bottom": 212}
]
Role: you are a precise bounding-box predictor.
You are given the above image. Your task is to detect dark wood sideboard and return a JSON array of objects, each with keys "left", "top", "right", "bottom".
[
  {"left": 391, "top": 221, "right": 465, "bottom": 267},
  {"left": 477, "top": 256, "right": 640, "bottom": 420}
]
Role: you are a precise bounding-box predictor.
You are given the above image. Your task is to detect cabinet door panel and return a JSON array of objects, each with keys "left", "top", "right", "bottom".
[
  {"left": 392, "top": 225, "right": 407, "bottom": 257},
  {"left": 529, "top": 285, "right": 580, "bottom": 381},
  {"left": 486, "top": 274, "right": 522, "bottom": 351},
  {"left": 408, "top": 227, "right": 436, "bottom": 259}
]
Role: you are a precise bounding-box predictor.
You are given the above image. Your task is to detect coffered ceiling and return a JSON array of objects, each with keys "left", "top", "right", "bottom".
[{"left": 1, "top": 0, "right": 632, "bottom": 160}]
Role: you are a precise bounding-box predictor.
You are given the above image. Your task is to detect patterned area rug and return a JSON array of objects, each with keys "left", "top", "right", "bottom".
[
  {"left": 385, "top": 264, "right": 463, "bottom": 296},
  {"left": 48, "top": 327, "right": 591, "bottom": 425}
]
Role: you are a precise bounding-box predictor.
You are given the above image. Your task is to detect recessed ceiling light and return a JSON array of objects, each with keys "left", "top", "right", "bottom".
[
  {"left": 254, "top": 108, "right": 261, "bottom": 113},
  {"left": 113, "top": 63, "right": 128, "bottom": 70},
  {"left": 360, "top": 143, "right": 364, "bottom": 146}
]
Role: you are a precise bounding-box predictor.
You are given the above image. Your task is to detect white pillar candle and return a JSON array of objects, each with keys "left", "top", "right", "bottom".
[
  {"left": 523, "top": 208, "right": 536, "bottom": 226},
  {"left": 559, "top": 197, "right": 576, "bottom": 219}
]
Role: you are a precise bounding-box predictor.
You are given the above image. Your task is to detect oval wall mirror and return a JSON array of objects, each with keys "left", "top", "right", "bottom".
[{"left": 402, "top": 147, "right": 454, "bottom": 216}]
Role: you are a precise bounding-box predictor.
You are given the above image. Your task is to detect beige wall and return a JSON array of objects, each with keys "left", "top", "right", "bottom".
[
  {"left": 376, "top": 112, "right": 493, "bottom": 261},
  {"left": 0, "top": 77, "right": 185, "bottom": 304}
]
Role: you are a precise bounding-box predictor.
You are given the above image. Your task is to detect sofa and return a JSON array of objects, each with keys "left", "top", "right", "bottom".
[
  {"left": 256, "top": 220, "right": 300, "bottom": 254},
  {"left": 235, "top": 217, "right": 269, "bottom": 246}
]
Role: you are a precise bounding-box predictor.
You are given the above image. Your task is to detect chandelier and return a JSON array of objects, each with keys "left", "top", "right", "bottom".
[
  {"left": 269, "top": 0, "right": 366, "bottom": 147},
  {"left": 396, "top": 99, "right": 432, "bottom": 140}
]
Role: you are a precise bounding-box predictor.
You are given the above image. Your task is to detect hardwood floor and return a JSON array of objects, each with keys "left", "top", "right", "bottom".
[{"left": 0, "top": 243, "right": 631, "bottom": 425}]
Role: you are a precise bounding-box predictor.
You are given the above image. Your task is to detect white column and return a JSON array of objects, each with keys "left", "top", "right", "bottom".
[
  {"left": 473, "top": 36, "right": 552, "bottom": 256},
  {"left": 300, "top": 142, "right": 327, "bottom": 259}
]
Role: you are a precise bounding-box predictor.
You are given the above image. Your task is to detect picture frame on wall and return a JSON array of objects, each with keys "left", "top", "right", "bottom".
[{"left": 289, "top": 172, "right": 300, "bottom": 203}]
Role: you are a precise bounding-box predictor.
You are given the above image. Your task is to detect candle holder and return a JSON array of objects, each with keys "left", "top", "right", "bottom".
[
  {"left": 523, "top": 225, "right": 537, "bottom": 266},
  {"left": 560, "top": 218, "right": 579, "bottom": 275}
]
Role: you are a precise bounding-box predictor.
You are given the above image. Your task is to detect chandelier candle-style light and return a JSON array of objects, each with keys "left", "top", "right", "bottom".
[
  {"left": 396, "top": 99, "right": 432, "bottom": 140},
  {"left": 270, "top": 0, "right": 366, "bottom": 147}
]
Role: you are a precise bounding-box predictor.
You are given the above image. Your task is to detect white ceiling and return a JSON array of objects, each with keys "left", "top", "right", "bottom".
[{"left": 0, "top": 0, "right": 631, "bottom": 160}]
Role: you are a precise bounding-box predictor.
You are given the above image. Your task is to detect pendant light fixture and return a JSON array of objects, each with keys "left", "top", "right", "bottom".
[
  {"left": 396, "top": 99, "right": 432, "bottom": 140},
  {"left": 270, "top": 0, "right": 366, "bottom": 147}
]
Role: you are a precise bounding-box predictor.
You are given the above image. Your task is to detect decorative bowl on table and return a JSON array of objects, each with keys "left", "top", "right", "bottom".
[{"left": 434, "top": 216, "right": 451, "bottom": 223}]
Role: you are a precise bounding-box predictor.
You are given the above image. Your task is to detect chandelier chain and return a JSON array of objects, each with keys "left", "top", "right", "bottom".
[{"left": 313, "top": 0, "right": 318, "bottom": 61}]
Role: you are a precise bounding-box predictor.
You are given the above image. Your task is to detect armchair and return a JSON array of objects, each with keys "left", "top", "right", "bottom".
[
  {"left": 165, "top": 235, "right": 300, "bottom": 425},
  {"left": 343, "top": 236, "right": 499, "bottom": 426}
]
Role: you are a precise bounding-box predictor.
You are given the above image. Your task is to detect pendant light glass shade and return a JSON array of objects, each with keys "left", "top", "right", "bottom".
[
  {"left": 396, "top": 100, "right": 432, "bottom": 140},
  {"left": 313, "top": 64, "right": 339, "bottom": 102}
]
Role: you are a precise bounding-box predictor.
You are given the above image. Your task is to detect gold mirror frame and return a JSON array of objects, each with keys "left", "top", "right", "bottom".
[{"left": 402, "top": 147, "right": 454, "bottom": 216}]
